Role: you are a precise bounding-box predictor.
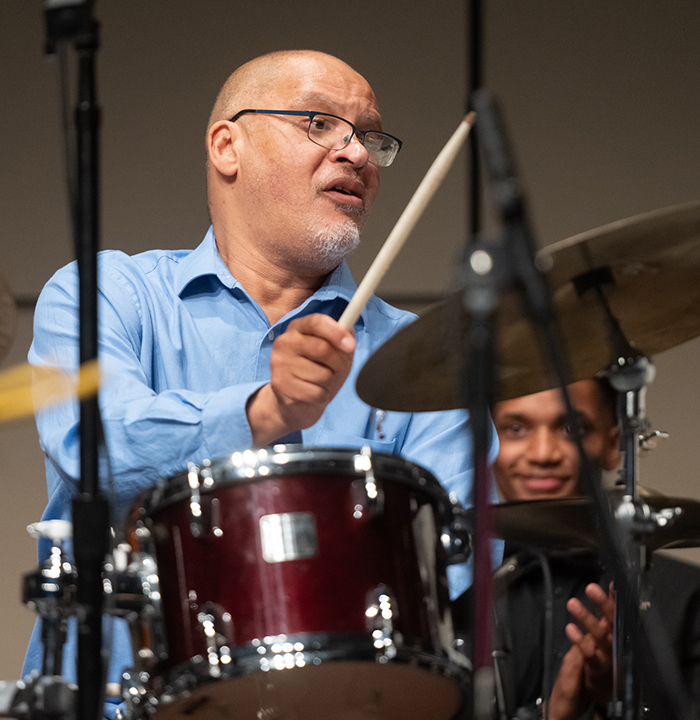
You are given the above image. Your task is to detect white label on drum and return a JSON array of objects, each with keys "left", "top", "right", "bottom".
[{"left": 259, "top": 512, "right": 318, "bottom": 563}]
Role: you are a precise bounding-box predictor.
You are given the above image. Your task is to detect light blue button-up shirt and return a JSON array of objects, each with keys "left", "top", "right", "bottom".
[{"left": 24, "top": 228, "right": 499, "bottom": 708}]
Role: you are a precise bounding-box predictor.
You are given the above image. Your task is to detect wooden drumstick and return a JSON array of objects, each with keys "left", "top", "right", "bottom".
[{"left": 338, "top": 112, "right": 476, "bottom": 330}]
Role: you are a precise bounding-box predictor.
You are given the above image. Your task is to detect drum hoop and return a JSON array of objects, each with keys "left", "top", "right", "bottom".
[
  {"left": 143, "top": 445, "right": 454, "bottom": 517},
  {"left": 153, "top": 632, "right": 472, "bottom": 714}
]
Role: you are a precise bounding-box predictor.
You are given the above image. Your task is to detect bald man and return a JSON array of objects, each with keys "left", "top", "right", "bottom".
[{"left": 24, "top": 51, "right": 486, "bottom": 714}]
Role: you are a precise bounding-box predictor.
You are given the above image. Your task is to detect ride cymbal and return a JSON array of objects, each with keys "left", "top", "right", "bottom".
[{"left": 490, "top": 492, "right": 700, "bottom": 553}]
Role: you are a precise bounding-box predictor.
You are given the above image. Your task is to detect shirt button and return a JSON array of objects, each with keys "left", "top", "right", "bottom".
[{"left": 267, "top": 330, "right": 275, "bottom": 341}]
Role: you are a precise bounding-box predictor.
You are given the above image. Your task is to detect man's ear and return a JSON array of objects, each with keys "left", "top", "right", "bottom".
[{"left": 207, "top": 120, "right": 239, "bottom": 178}]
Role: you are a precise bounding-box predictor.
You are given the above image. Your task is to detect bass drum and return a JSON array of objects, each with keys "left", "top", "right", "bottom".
[{"left": 123, "top": 445, "right": 471, "bottom": 720}]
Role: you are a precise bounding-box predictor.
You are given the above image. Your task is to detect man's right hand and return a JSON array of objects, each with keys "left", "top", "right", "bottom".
[
  {"left": 547, "top": 582, "right": 615, "bottom": 720},
  {"left": 246, "top": 313, "right": 356, "bottom": 446}
]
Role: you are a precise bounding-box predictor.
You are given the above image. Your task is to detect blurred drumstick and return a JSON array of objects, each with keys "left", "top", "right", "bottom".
[
  {"left": 339, "top": 112, "right": 476, "bottom": 330},
  {"left": 0, "top": 359, "right": 100, "bottom": 423}
]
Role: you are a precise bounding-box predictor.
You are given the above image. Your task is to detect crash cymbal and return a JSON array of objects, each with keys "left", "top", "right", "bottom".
[
  {"left": 0, "top": 268, "right": 16, "bottom": 364},
  {"left": 0, "top": 360, "right": 100, "bottom": 423},
  {"left": 491, "top": 492, "right": 700, "bottom": 553},
  {"left": 356, "top": 200, "right": 700, "bottom": 412},
  {"left": 538, "top": 199, "right": 700, "bottom": 357}
]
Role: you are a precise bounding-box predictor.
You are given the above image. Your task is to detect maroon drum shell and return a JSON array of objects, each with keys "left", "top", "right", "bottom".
[{"left": 143, "top": 450, "right": 455, "bottom": 671}]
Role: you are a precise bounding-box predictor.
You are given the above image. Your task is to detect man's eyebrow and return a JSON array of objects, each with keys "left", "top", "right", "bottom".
[
  {"left": 292, "top": 91, "right": 383, "bottom": 127},
  {"left": 497, "top": 412, "right": 530, "bottom": 424},
  {"left": 556, "top": 410, "right": 589, "bottom": 426}
]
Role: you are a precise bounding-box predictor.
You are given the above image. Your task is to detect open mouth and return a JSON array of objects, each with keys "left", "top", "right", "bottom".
[{"left": 324, "top": 178, "right": 364, "bottom": 206}]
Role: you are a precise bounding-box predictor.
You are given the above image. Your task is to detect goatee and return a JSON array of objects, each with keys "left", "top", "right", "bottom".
[{"left": 307, "top": 217, "right": 361, "bottom": 271}]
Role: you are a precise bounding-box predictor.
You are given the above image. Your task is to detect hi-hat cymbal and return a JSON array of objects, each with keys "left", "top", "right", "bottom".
[
  {"left": 356, "top": 200, "right": 700, "bottom": 412},
  {"left": 490, "top": 492, "right": 700, "bottom": 553},
  {"left": 0, "top": 268, "right": 16, "bottom": 364}
]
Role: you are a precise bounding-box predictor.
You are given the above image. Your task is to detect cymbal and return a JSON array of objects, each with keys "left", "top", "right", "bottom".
[
  {"left": 0, "top": 267, "right": 16, "bottom": 364},
  {"left": 356, "top": 200, "right": 700, "bottom": 412},
  {"left": 0, "top": 360, "right": 100, "bottom": 423},
  {"left": 491, "top": 492, "right": 700, "bottom": 553}
]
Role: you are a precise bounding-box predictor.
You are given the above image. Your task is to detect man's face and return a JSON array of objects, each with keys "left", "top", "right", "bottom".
[
  {"left": 493, "top": 379, "right": 620, "bottom": 501},
  {"left": 232, "top": 56, "right": 382, "bottom": 273}
]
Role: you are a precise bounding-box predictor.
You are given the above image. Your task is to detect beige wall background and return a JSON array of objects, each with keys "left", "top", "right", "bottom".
[{"left": 2, "top": 0, "right": 700, "bottom": 679}]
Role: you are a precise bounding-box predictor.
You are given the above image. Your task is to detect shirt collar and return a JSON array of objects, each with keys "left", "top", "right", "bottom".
[
  {"left": 175, "top": 227, "right": 369, "bottom": 327},
  {"left": 174, "top": 226, "right": 234, "bottom": 295}
]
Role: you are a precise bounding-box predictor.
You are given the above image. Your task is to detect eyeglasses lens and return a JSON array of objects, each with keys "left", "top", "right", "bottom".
[{"left": 307, "top": 114, "right": 398, "bottom": 167}]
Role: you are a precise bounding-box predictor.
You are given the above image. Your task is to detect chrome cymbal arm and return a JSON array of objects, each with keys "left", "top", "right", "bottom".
[{"left": 23, "top": 521, "right": 78, "bottom": 679}]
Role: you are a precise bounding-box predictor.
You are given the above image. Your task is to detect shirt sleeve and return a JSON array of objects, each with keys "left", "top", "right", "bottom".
[{"left": 29, "top": 261, "right": 265, "bottom": 519}]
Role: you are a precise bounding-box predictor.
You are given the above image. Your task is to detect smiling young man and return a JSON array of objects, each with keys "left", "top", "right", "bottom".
[
  {"left": 24, "top": 51, "right": 485, "bottom": 713},
  {"left": 489, "top": 379, "right": 619, "bottom": 719},
  {"left": 491, "top": 380, "right": 700, "bottom": 719},
  {"left": 493, "top": 378, "right": 620, "bottom": 502}
]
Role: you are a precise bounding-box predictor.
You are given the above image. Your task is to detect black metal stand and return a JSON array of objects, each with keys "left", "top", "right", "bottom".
[
  {"left": 467, "top": 0, "right": 483, "bottom": 238},
  {"left": 45, "top": 3, "right": 110, "bottom": 720},
  {"left": 461, "top": 236, "right": 502, "bottom": 720}
]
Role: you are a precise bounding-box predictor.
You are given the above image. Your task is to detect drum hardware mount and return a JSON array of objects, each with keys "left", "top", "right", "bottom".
[
  {"left": 365, "top": 585, "right": 400, "bottom": 661},
  {"left": 108, "top": 542, "right": 168, "bottom": 672},
  {"left": 442, "top": 507, "right": 472, "bottom": 565},
  {"left": 0, "top": 675, "right": 76, "bottom": 720},
  {"left": 23, "top": 522, "right": 78, "bottom": 679},
  {"left": 639, "top": 429, "right": 669, "bottom": 452},
  {"left": 615, "top": 497, "right": 683, "bottom": 540},
  {"left": 118, "top": 669, "right": 157, "bottom": 720},
  {"left": 0, "top": 522, "right": 79, "bottom": 720}
]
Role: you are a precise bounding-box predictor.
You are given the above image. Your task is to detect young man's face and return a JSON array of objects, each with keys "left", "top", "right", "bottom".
[{"left": 493, "top": 380, "right": 620, "bottom": 501}]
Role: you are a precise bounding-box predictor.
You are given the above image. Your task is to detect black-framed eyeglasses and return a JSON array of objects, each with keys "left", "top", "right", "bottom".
[{"left": 229, "top": 109, "right": 402, "bottom": 168}]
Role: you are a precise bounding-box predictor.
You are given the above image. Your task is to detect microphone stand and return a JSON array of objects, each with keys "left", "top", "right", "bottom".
[{"left": 45, "top": 3, "right": 110, "bottom": 720}]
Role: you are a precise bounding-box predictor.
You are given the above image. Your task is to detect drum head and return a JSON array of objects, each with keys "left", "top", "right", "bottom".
[{"left": 155, "top": 661, "right": 465, "bottom": 720}]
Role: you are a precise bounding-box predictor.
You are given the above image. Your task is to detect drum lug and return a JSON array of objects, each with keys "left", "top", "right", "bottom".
[
  {"left": 187, "top": 462, "right": 205, "bottom": 537},
  {"left": 353, "top": 446, "right": 385, "bottom": 517},
  {"left": 365, "top": 584, "right": 400, "bottom": 660},
  {"left": 441, "top": 505, "right": 472, "bottom": 565},
  {"left": 119, "top": 668, "right": 158, "bottom": 719},
  {"left": 196, "top": 604, "right": 234, "bottom": 678},
  {"left": 185, "top": 461, "right": 221, "bottom": 538}
]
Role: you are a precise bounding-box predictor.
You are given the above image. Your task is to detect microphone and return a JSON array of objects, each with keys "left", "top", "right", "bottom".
[{"left": 44, "top": 0, "right": 97, "bottom": 57}]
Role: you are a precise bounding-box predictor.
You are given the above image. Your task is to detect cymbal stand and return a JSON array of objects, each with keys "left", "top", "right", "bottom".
[
  {"left": 0, "top": 522, "right": 78, "bottom": 720},
  {"left": 569, "top": 264, "right": 690, "bottom": 719},
  {"left": 470, "top": 89, "right": 693, "bottom": 720}
]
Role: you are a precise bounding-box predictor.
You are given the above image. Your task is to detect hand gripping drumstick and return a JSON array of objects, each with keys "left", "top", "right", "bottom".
[{"left": 338, "top": 112, "right": 476, "bottom": 330}]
